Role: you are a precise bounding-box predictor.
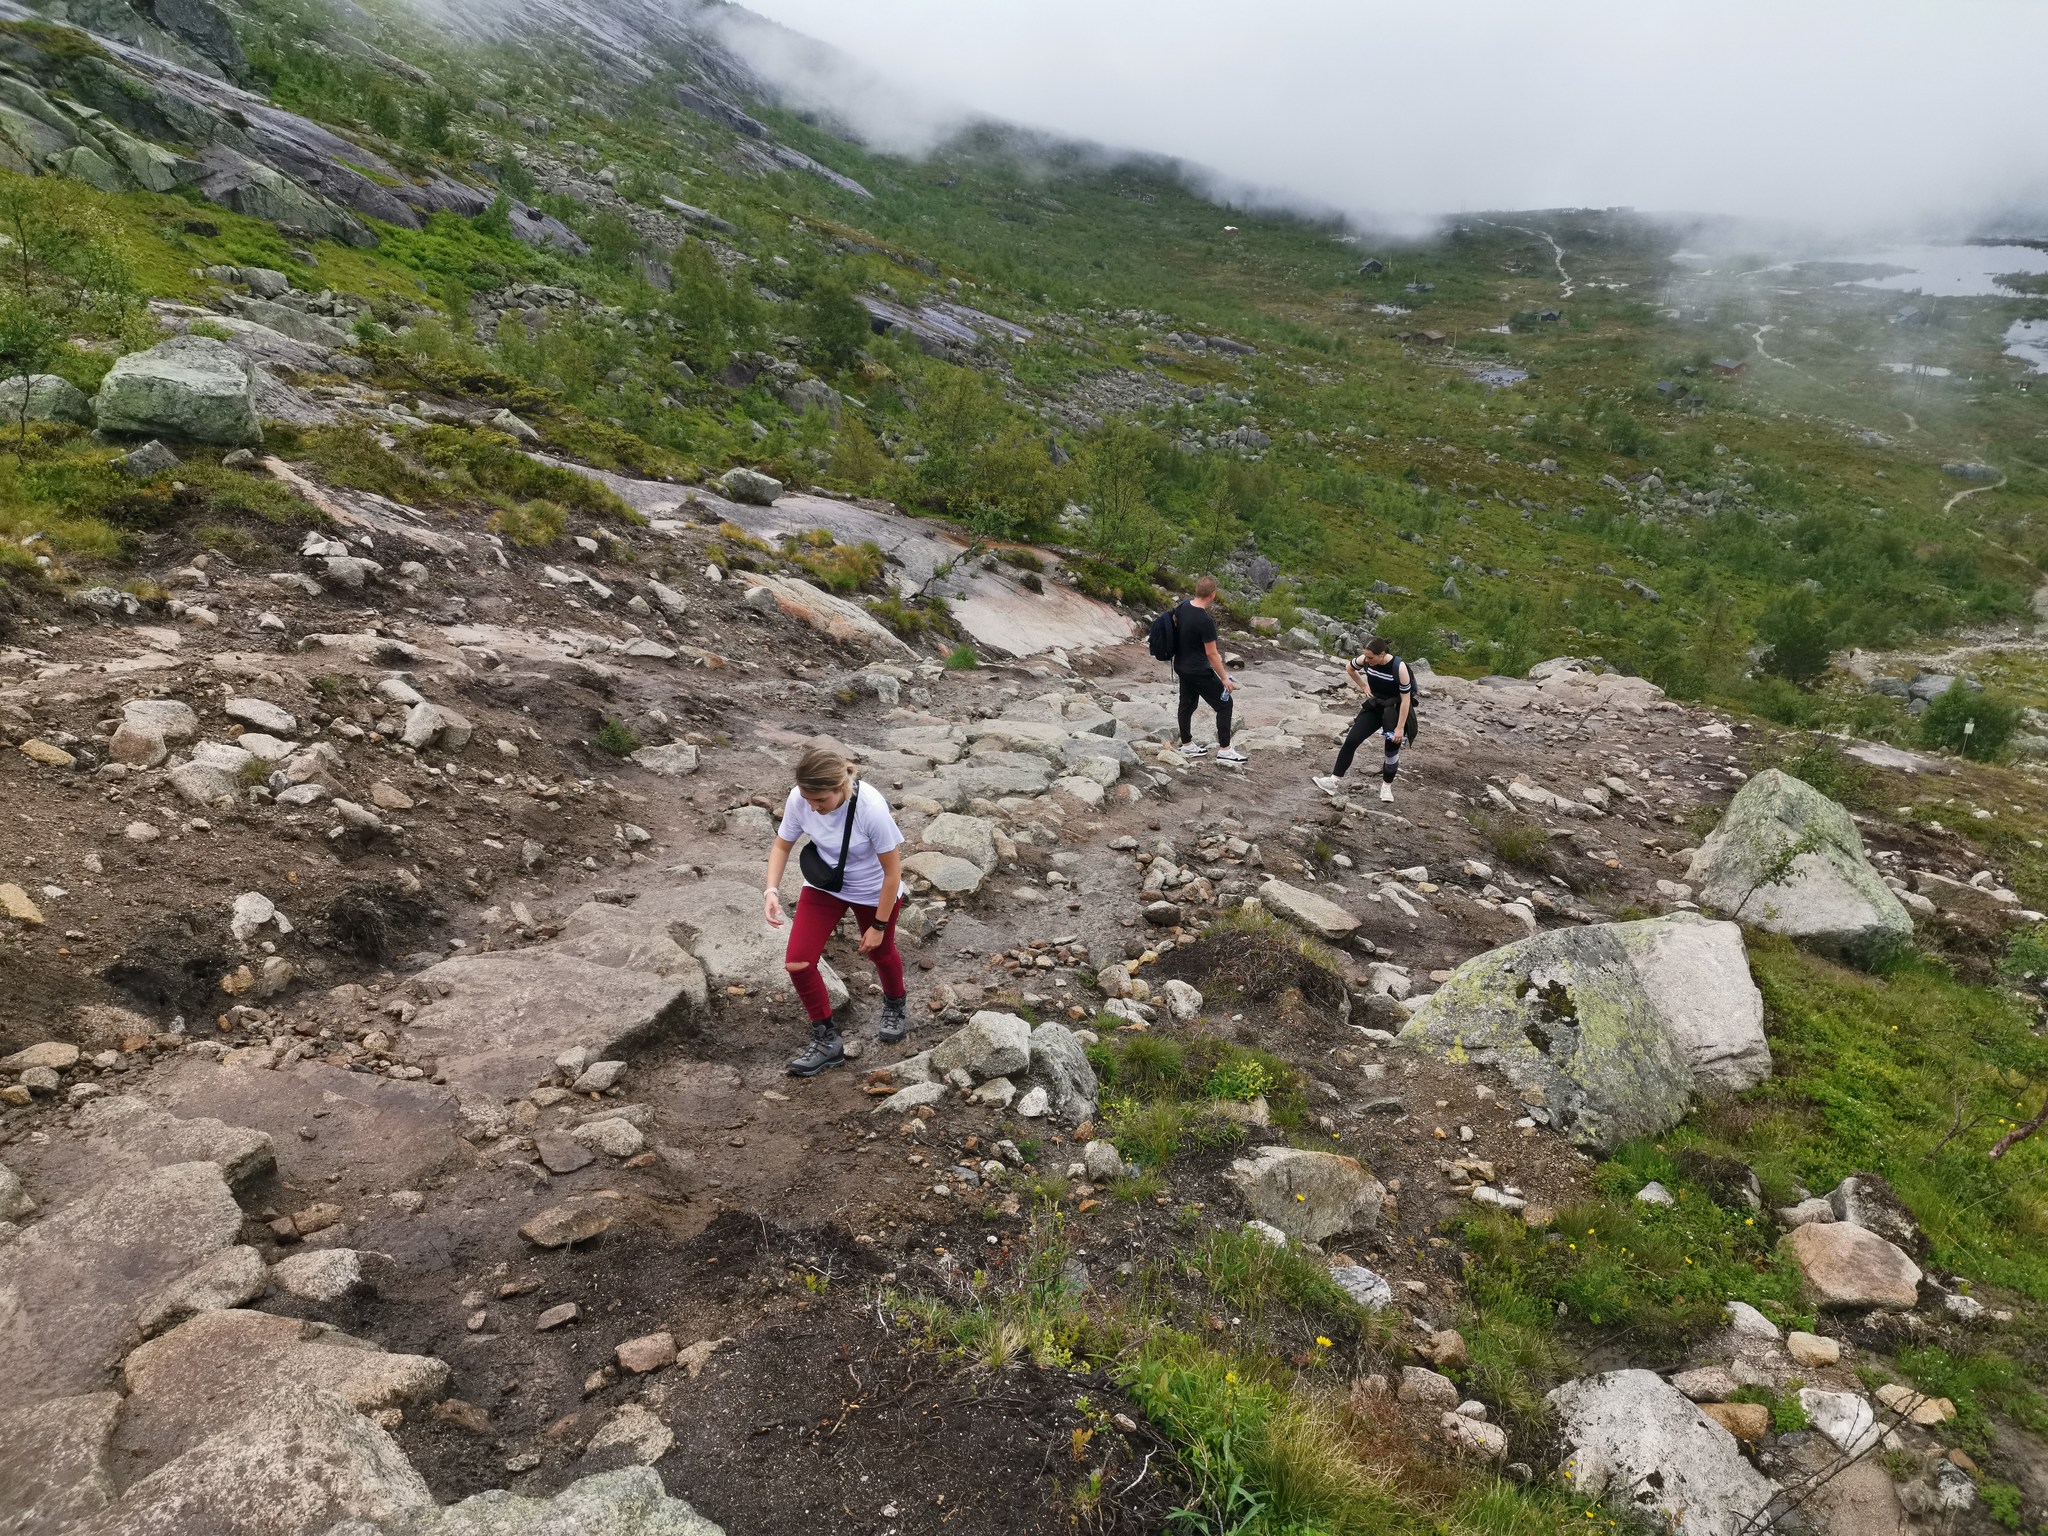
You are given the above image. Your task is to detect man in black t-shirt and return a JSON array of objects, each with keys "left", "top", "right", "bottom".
[{"left": 1171, "top": 576, "right": 1243, "bottom": 763}]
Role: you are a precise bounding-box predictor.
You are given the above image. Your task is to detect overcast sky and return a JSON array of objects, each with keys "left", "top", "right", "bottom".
[{"left": 724, "top": 0, "right": 2048, "bottom": 236}]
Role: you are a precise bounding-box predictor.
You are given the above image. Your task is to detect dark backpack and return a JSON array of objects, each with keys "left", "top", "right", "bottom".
[{"left": 1146, "top": 606, "right": 1180, "bottom": 662}]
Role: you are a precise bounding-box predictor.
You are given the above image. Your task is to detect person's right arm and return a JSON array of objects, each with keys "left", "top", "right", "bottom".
[
  {"left": 764, "top": 836, "right": 794, "bottom": 925},
  {"left": 1344, "top": 659, "right": 1371, "bottom": 696}
]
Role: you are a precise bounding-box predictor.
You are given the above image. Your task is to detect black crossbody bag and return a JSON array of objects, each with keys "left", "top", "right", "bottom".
[{"left": 798, "top": 781, "right": 861, "bottom": 893}]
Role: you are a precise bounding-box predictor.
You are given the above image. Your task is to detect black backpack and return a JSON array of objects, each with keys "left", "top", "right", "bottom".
[{"left": 1146, "top": 605, "right": 1180, "bottom": 662}]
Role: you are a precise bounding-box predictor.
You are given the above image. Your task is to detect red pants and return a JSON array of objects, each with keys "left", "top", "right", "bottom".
[{"left": 784, "top": 886, "right": 904, "bottom": 1023}]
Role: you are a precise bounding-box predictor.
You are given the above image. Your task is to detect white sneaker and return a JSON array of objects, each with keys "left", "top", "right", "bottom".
[
  {"left": 1180, "top": 741, "right": 1210, "bottom": 758},
  {"left": 1216, "top": 746, "right": 1247, "bottom": 764},
  {"left": 1313, "top": 774, "right": 1343, "bottom": 796},
  {"left": 1379, "top": 782, "right": 1395, "bottom": 802}
]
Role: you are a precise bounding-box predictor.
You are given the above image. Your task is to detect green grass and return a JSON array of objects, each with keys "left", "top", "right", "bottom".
[
  {"left": 1459, "top": 1150, "right": 1805, "bottom": 1376},
  {"left": 1455, "top": 936, "right": 2048, "bottom": 1448},
  {"left": 1088, "top": 1031, "right": 1307, "bottom": 1168},
  {"left": 1706, "top": 938, "right": 2048, "bottom": 1299},
  {"left": 1891, "top": 1345, "right": 2048, "bottom": 1460},
  {"left": 944, "top": 642, "right": 981, "bottom": 670}
]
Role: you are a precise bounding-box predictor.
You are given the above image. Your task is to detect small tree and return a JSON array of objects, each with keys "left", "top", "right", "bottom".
[
  {"left": 801, "top": 278, "right": 869, "bottom": 371},
  {"left": 1082, "top": 419, "right": 1176, "bottom": 572},
  {"left": 827, "top": 414, "right": 889, "bottom": 491},
  {"left": 0, "top": 173, "right": 136, "bottom": 453},
  {"left": 1921, "top": 680, "right": 2020, "bottom": 762},
  {"left": 1755, "top": 590, "right": 1835, "bottom": 688}
]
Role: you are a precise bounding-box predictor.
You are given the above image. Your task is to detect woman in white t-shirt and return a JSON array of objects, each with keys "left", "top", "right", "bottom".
[{"left": 763, "top": 745, "right": 909, "bottom": 1077}]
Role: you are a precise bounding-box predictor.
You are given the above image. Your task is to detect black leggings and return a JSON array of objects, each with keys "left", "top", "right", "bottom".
[
  {"left": 1334, "top": 697, "right": 1415, "bottom": 782},
  {"left": 1177, "top": 669, "right": 1233, "bottom": 746}
]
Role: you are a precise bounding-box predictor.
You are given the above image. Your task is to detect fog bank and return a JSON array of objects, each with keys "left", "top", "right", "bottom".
[{"left": 724, "top": 0, "right": 2048, "bottom": 235}]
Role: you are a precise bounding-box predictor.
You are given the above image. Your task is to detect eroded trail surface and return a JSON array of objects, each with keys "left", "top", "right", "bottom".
[{"left": 0, "top": 474, "right": 2025, "bottom": 1535}]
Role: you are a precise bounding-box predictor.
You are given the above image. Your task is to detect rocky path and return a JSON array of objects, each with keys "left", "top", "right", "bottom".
[{"left": 0, "top": 470, "right": 2032, "bottom": 1533}]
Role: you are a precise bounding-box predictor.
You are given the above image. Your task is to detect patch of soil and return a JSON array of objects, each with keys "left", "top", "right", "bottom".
[
  {"left": 0, "top": 943, "right": 127, "bottom": 1054},
  {"left": 319, "top": 882, "right": 434, "bottom": 964},
  {"left": 1158, "top": 929, "right": 1348, "bottom": 1016},
  {"left": 101, "top": 914, "right": 233, "bottom": 1020},
  {"left": 360, "top": 1211, "right": 1181, "bottom": 1535}
]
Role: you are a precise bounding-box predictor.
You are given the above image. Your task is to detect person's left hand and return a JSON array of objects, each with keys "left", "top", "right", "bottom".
[{"left": 860, "top": 923, "right": 888, "bottom": 953}]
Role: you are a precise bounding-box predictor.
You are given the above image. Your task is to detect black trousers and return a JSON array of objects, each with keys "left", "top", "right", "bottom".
[
  {"left": 1177, "top": 669, "right": 1233, "bottom": 746},
  {"left": 1334, "top": 696, "right": 1415, "bottom": 782}
]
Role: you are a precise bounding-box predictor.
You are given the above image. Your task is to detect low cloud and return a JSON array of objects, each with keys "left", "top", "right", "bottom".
[{"left": 724, "top": 0, "right": 2048, "bottom": 236}]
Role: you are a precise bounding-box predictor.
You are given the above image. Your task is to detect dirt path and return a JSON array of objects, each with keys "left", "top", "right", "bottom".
[
  {"left": 6, "top": 472, "right": 2012, "bottom": 1534},
  {"left": 1944, "top": 469, "right": 2007, "bottom": 515}
]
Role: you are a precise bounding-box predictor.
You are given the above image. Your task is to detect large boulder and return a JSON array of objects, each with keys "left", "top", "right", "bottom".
[
  {"left": 1400, "top": 914, "right": 1768, "bottom": 1152},
  {"left": 929, "top": 1011, "right": 1031, "bottom": 1080},
  {"left": 0, "top": 372, "right": 94, "bottom": 426},
  {"left": 900, "top": 850, "right": 984, "bottom": 895},
  {"left": 1228, "top": 1146, "right": 1384, "bottom": 1243},
  {"left": 1687, "top": 769, "right": 1913, "bottom": 963},
  {"left": 1550, "top": 1370, "right": 1779, "bottom": 1535},
  {"left": 93, "top": 335, "right": 261, "bottom": 446},
  {"left": 720, "top": 467, "right": 782, "bottom": 505},
  {"left": 329, "top": 1466, "right": 725, "bottom": 1535},
  {"left": 70, "top": 1386, "right": 430, "bottom": 1536},
  {"left": 1782, "top": 1222, "right": 1922, "bottom": 1310},
  {"left": 920, "top": 812, "right": 998, "bottom": 875},
  {"left": 1021, "top": 1022, "right": 1097, "bottom": 1123}
]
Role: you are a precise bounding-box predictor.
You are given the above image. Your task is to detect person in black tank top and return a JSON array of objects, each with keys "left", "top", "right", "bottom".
[{"left": 1313, "top": 636, "right": 1417, "bottom": 802}]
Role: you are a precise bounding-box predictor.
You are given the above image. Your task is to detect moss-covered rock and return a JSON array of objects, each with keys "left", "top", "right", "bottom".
[
  {"left": 1398, "top": 913, "right": 1768, "bottom": 1153},
  {"left": 1686, "top": 769, "right": 1912, "bottom": 964},
  {"left": 94, "top": 334, "right": 260, "bottom": 446}
]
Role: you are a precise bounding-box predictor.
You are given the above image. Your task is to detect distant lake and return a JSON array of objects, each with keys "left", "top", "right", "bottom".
[
  {"left": 2007, "top": 318, "right": 2048, "bottom": 374},
  {"left": 1796, "top": 243, "right": 2048, "bottom": 298}
]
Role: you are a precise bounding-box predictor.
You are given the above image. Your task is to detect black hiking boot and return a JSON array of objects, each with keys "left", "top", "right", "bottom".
[
  {"left": 877, "top": 994, "right": 910, "bottom": 1045},
  {"left": 787, "top": 1021, "right": 846, "bottom": 1078}
]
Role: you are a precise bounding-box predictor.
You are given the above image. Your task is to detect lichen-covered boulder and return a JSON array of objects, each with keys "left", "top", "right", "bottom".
[
  {"left": 1687, "top": 769, "right": 1912, "bottom": 964},
  {"left": 94, "top": 335, "right": 260, "bottom": 446},
  {"left": 1398, "top": 913, "right": 1769, "bottom": 1152},
  {"left": 0, "top": 373, "right": 93, "bottom": 426},
  {"left": 328, "top": 1466, "right": 725, "bottom": 1535},
  {"left": 1549, "top": 1370, "right": 1779, "bottom": 1535},
  {"left": 1021, "top": 1021, "right": 1097, "bottom": 1123}
]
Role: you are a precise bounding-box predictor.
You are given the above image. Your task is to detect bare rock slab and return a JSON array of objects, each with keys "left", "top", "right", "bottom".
[
  {"left": 117, "top": 1308, "right": 449, "bottom": 1476},
  {"left": 403, "top": 947, "right": 704, "bottom": 1102},
  {"left": 72, "top": 1095, "right": 276, "bottom": 1186},
  {"left": 74, "top": 1386, "right": 430, "bottom": 1536},
  {"left": 326, "top": 1466, "right": 724, "bottom": 1535},
  {"left": 136, "top": 1243, "right": 268, "bottom": 1336},
  {"left": 0, "top": 1160, "right": 243, "bottom": 1406},
  {"left": 0, "top": 1391, "right": 121, "bottom": 1536}
]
